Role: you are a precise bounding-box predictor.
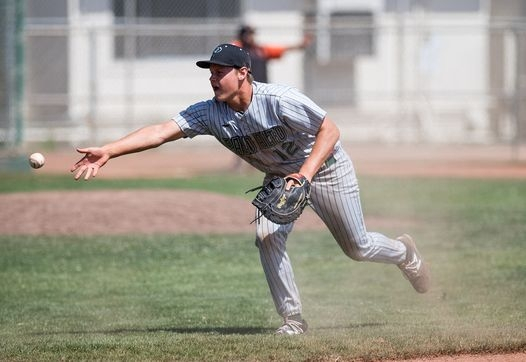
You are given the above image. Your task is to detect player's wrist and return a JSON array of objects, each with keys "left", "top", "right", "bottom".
[
  {"left": 100, "top": 145, "right": 117, "bottom": 159},
  {"left": 295, "top": 170, "right": 313, "bottom": 183}
]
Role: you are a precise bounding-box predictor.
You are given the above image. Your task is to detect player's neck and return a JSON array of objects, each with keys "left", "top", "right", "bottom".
[{"left": 228, "top": 83, "right": 253, "bottom": 112}]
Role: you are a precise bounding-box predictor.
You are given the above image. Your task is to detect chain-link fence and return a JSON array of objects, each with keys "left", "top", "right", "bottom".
[
  {"left": 0, "top": 0, "right": 24, "bottom": 147},
  {"left": 1, "top": 0, "right": 526, "bottom": 148}
]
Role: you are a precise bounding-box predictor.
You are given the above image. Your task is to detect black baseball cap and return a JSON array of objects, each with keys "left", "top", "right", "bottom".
[{"left": 196, "top": 43, "right": 251, "bottom": 70}]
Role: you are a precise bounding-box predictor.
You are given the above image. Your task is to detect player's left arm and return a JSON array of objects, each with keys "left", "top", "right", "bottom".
[{"left": 297, "top": 116, "right": 340, "bottom": 182}]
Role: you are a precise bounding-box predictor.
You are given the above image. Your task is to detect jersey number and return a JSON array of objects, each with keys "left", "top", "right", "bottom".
[{"left": 274, "top": 141, "right": 300, "bottom": 161}]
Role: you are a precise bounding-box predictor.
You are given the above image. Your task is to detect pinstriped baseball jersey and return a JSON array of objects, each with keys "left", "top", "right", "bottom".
[{"left": 173, "top": 82, "right": 337, "bottom": 176}]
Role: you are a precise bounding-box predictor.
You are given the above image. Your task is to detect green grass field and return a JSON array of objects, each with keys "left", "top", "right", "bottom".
[{"left": 1, "top": 173, "right": 525, "bottom": 361}]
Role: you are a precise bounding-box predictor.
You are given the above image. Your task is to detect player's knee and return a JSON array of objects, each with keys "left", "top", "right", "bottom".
[
  {"left": 342, "top": 248, "right": 368, "bottom": 262},
  {"left": 352, "top": 250, "right": 370, "bottom": 262},
  {"left": 339, "top": 235, "right": 373, "bottom": 261}
]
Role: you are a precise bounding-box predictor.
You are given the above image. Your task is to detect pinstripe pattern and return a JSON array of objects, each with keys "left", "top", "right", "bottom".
[
  {"left": 174, "top": 82, "right": 326, "bottom": 176},
  {"left": 255, "top": 146, "right": 406, "bottom": 317},
  {"left": 173, "top": 82, "right": 407, "bottom": 319},
  {"left": 310, "top": 147, "right": 405, "bottom": 262}
]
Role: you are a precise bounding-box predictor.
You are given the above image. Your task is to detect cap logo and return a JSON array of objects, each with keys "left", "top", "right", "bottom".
[{"left": 195, "top": 43, "right": 251, "bottom": 70}]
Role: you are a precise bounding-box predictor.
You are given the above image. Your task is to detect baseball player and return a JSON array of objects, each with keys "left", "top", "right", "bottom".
[{"left": 71, "top": 43, "right": 430, "bottom": 335}]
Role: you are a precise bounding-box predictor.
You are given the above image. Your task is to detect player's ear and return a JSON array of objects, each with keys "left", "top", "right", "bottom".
[{"left": 237, "top": 67, "right": 249, "bottom": 80}]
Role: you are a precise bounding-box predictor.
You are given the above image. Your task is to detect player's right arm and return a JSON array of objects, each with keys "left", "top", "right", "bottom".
[{"left": 71, "top": 120, "right": 184, "bottom": 180}]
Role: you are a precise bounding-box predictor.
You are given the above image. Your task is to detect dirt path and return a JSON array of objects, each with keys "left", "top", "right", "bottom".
[
  {"left": 33, "top": 142, "right": 526, "bottom": 180},
  {"left": 8, "top": 142, "right": 525, "bottom": 236}
]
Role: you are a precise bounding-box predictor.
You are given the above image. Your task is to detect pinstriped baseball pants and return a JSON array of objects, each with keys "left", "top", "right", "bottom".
[{"left": 255, "top": 147, "right": 407, "bottom": 318}]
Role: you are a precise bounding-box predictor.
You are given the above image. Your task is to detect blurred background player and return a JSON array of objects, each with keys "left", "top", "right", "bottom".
[{"left": 233, "top": 24, "right": 313, "bottom": 83}]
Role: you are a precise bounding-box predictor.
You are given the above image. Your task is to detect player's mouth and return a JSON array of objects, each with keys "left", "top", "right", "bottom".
[{"left": 212, "top": 85, "right": 222, "bottom": 96}]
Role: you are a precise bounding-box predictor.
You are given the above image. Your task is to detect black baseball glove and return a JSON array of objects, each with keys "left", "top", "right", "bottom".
[{"left": 249, "top": 173, "right": 311, "bottom": 225}]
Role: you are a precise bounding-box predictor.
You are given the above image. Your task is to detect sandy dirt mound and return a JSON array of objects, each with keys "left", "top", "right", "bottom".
[
  {"left": 3, "top": 142, "right": 525, "bottom": 237},
  {"left": 0, "top": 190, "right": 315, "bottom": 236},
  {"left": 0, "top": 189, "right": 419, "bottom": 236}
]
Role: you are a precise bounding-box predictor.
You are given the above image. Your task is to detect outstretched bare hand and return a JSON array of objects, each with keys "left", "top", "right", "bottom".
[{"left": 70, "top": 147, "right": 110, "bottom": 180}]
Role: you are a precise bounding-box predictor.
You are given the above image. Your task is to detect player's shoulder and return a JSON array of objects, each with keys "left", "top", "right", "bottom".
[
  {"left": 253, "top": 81, "right": 295, "bottom": 98},
  {"left": 185, "top": 98, "right": 225, "bottom": 114},
  {"left": 179, "top": 99, "right": 232, "bottom": 124},
  {"left": 253, "top": 82, "right": 312, "bottom": 107}
]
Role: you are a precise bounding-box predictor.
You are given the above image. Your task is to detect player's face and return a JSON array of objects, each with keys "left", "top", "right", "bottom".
[{"left": 209, "top": 64, "right": 241, "bottom": 102}]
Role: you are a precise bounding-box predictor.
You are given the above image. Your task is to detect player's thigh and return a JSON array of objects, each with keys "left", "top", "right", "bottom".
[
  {"left": 255, "top": 216, "right": 294, "bottom": 248},
  {"left": 310, "top": 173, "right": 369, "bottom": 257}
]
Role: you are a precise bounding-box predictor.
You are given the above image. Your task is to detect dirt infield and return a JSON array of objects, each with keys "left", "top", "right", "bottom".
[
  {"left": 34, "top": 142, "right": 526, "bottom": 180},
  {"left": 390, "top": 353, "right": 526, "bottom": 362},
  {"left": 0, "top": 189, "right": 419, "bottom": 236},
  {"left": 4, "top": 143, "right": 525, "bottom": 237}
]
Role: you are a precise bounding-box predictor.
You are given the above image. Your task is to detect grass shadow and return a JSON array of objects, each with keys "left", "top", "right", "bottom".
[
  {"left": 30, "top": 326, "right": 273, "bottom": 336},
  {"left": 30, "top": 322, "right": 386, "bottom": 337}
]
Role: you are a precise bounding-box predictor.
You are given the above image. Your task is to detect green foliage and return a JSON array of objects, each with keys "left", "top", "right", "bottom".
[{"left": 1, "top": 175, "right": 525, "bottom": 360}]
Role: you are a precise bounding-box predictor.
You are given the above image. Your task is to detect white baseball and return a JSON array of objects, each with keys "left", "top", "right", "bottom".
[{"left": 29, "top": 152, "right": 45, "bottom": 169}]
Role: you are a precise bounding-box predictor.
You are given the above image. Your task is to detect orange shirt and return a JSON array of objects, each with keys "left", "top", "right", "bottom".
[{"left": 232, "top": 40, "right": 287, "bottom": 60}]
